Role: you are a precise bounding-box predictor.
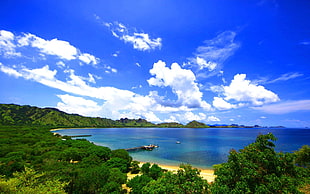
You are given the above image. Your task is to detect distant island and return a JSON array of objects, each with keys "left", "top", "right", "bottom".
[{"left": 0, "top": 103, "right": 284, "bottom": 129}]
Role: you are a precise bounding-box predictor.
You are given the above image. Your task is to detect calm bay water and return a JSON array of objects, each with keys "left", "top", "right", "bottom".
[{"left": 53, "top": 128, "right": 310, "bottom": 168}]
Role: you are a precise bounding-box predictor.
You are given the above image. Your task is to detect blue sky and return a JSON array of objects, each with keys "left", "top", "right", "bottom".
[{"left": 0, "top": 0, "right": 310, "bottom": 127}]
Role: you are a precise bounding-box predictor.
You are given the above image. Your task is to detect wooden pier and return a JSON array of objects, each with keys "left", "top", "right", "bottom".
[
  {"left": 125, "top": 144, "right": 159, "bottom": 151},
  {"left": 68, "top": 135, "right": 92, "bottom": 138}
]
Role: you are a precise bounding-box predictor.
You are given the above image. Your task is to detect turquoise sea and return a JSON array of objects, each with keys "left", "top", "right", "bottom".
[{"left": 53, "top": 128, "right": 310, "bottom": 169}]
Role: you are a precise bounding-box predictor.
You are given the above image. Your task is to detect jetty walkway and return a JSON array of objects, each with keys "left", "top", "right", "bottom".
[{"left": 125, "top": 144, "right": 159, "bottom": 151}]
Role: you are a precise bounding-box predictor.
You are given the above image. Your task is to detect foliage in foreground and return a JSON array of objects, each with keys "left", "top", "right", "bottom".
[
  {"left": 211, "top": 133, "right": 309, "bottom": 193},
  {"left": 0, "top": 122, "right": 309, "bottom": 193},
  {"left": 0, "top": 167, "right": 67, "bottom": 194}
]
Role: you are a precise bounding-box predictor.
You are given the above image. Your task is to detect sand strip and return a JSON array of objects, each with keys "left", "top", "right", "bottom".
[{"left": 128, "top": 162, "right": 215, "bottom": 183}]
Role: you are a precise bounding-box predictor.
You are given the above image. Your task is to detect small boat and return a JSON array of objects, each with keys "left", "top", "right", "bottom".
[{"left": 176, "top": 141, "right": 181, "bottom": 144}]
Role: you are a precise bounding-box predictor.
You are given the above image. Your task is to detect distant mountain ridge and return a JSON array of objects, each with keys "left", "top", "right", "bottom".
[
  {"left": 0, "top": 103, "right": 155, "bottom": 128},
  {"left": 0, "top": 103, "right": 112, "bottom": 127},
  {"left": 0, "top": 103, "right": 256, "bottom": 128}
]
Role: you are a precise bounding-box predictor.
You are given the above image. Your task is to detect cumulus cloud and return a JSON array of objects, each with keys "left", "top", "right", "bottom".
[
  {"left": 173, "top": 112, "right": 220, "bottom": 123},
  {"left": 78, "top": 53, "right": 98, "bottom": 65},
  {"left": 105, "top": 22, "right": 162, "bottom": 51},
  {"left": 212, "top": 74, "right": 280, "bottom": 110},
  {"left": 206, "top": 115, "right": 220, "bottom": 122},
  {"left": 253, "top": 100, "right": 310, "bottom": 114},
  {"left": 188, "top": 31, "right": 240, "bottom": 73},
  {"left": 0, "top": 63, "right": 163, "bottom": 121},
  {"left": 223, "top": 74, "right": 279, "bottom": 106},
  {"left": 0, "top": 30, "right": 99, "bottom": 65},
  {"left": 147, "top": 60, "right": 211, "bottom": 110},
  {"left": 18, "top": 33, "right": 78, "bottom": 60},
  {"left": 57, "top": 94, "right": 102, "bottom": 116},
  {"left": 195, "top": 57, "right": 217, "bottom": 71},
  {"left": 183, "top": 112, "right": 207, "bottom": 121},
  {"left": 212, "top": 97, "right": 237, "bottom": 110}
]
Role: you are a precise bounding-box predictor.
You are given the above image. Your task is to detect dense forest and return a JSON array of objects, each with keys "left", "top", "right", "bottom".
[{"left": 0, "top": 103, "right": 309, "bottom": 193}]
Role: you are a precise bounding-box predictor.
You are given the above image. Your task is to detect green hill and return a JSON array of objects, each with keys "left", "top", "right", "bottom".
[
  {"left": 0, "top": 103, "right": 216, "bottom": 128},
  {"left": 185, "top": 120, "right": 209, "bottom": 128},
  {"left": 0, "top": 104, "right": 119, "bottom": 128}
]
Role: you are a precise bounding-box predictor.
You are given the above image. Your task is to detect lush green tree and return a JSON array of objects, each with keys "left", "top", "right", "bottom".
[
  {"left": 106, "top": 157, "right": 129, "bottom": 173},
  {"left": 108, "top": 168, "right": 127, "bottom": 184},
  {"left": 130, "top": 161, "right": 140, "bottom": 174},
  {"left": 147, "top": 164, "right": 163, "bottom": 180},
  {"left": 141, "top": 164, "right": 209, "bottom": 194},
  {"left": 0, "top": 167, "right": 67, "bottom": 194},
  {"left": 211, "top": 133, "right": 303, "bottom": 194},
  {"left": 128, "top": 164, "right": 208, "bottom": 194},
  {"left": 87, "top": 145, "right": 111, "bottom": 161},
  {"left": 60, "top": 147, "right": 87, "bottom": 162},
  {"left": 111, "top": 149, "right": 132, "bottom": 163},
  {"left": 295, "top": 145, "right": 310, "bottom": 168},
  {"left": 140, "top": 162, "right": 151, "bottom": 175},
  {"left": 127, "top": 174, "right": 153, "bottom": 194},
  {"left": 72, "top": 165, "right": 110, "bottom": 194},
  {"left": 0, "top": 151, "right": 26, "bottom": 176}
]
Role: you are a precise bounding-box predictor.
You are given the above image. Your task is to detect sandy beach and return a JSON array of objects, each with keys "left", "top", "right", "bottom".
[{"left": 127, "top": 162, "right": 215, "bottom": 183}]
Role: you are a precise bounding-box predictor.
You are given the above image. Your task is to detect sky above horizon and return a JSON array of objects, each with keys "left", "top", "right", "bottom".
[{"left": 0, "top": 0, "right": 310, "bottom": 127}]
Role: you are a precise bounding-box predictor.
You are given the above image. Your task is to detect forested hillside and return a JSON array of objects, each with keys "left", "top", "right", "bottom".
[{"left": 0, "top": 104, "right": 155, "bottom": 128}]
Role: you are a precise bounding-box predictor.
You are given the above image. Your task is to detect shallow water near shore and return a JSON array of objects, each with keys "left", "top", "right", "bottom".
[{"left": 53, "top": 127, "right": 310, "bottom": 168}]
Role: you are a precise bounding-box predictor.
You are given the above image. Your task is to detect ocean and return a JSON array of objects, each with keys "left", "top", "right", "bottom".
[{"left": 53, "top": 127, "right": 310, "bottom": 169}]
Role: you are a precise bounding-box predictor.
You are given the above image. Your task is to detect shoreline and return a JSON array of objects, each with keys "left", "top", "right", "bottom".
[
  {"left": 50, "top": 127, "right": 94, "bottom": 131},
  {"left": 51, "top": 128, "right": 216, "bottom": 182},
  {"left": 132, "top": 161, "right": 216, "bottom": 183}
]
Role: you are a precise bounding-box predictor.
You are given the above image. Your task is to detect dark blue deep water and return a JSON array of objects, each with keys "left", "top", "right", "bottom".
[{"left": 53, "top": 128, "right": 310, "bottom": 168}]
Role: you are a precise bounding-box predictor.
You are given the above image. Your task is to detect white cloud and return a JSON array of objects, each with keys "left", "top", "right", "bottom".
[
  {"left": 57, "top": 94, "right": 102, "bottom": 117},
  {"left": 104, "top": 65, "right": 117, "bottom": 73},
  {"left": 0, "top": 63, "right": 162, "bottom": 120},
  {"left": 1, "top": 30, "right": 99, "bottom": 64},
  {"left": 123, "top": 32, "right": 162, "bottom": 51},
  {"left": 222, "top": 74, "right": 280, "bottom": 106},
  {"left": 188, "top": 31, "right": 240, "bottom": 73},
  {"left": 183, "top": 112, "right": 206, "bottom": 121},
  {"left": 78, "top": 53, "right": 98, "bottom": 65},
  {"left": 164, "top": 116, "right": 178, "bottom": 123},
  {"left": 147, "top": 60, "right": 211, "bottom": 110},
  {"left": 213, "top": 97, "right": 237, "bottom": 110},
  {"left": 87, "top": 73, "right": 96, "bottom": 84},
  {"left": 0, "top": 30, "right": 21, "bottom": 57},
  {"left": 19, "top": 33, "right": 78, "bottom": 60},
  {"left": 253, "top": 100, "right": 310, "bottom": 114},
  {"left": 56, "top": 61, "right": 66, "bottom": 69},
  {"left": 22, "top": 65, "right": 57, "bottom": 81},
  {"left": 255, "top": 72, "right": 303, "bottom": 85},
  {"left": 196, "top": 57, "right": 217, "bottom": 71},
  {"left": 0, "top": 62, "right": 22, "bottom": 77},
  {"left": 112, "top": 51, "right": 119, "bottom": 57},
  {"left": 206, "top": 115, "right": 220, "bottom": 122},
  {"left": 105, "top": 22, "right": 162, "bottom": 51},
  {"left": 142, "top": 112, "right": 162, "bottom": 123},
  {"left": 267, "top": 72, "right": 303, "bottom": 83},
  {"left": 178, "top": 112, "right": 220, "bottom": 123}
]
